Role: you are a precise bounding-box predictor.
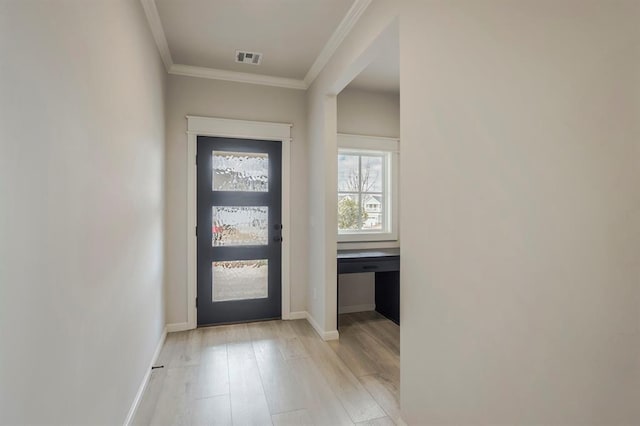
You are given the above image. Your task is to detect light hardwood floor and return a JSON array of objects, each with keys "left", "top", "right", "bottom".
[{"left": 133, "top": 312, "right": 400, "bottom": 426}]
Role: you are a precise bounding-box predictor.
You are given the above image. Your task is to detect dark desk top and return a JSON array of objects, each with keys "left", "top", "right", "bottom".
[{"left": 337, "top": 248, "right": 400, "bottom": 260}]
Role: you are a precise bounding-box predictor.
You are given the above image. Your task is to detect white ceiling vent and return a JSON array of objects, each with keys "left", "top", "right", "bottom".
[{"left": 235, "top": 50, "right": 262, "bottom": 65}]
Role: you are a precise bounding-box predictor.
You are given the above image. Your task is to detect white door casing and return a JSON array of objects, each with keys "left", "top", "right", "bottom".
[{"left": 184, "top": 116, "right": 293, "bottom": 330}]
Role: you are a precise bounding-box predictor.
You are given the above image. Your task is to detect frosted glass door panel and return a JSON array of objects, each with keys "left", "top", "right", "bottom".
[
  {"left": 212, "top": 206, "right": 268, "bottom": 246},
  {"left": 212, "top": 260, "right": 268, "bottom": 302},
  {"left": 212, "top": 151, "right": 269, "bottom": 191}
]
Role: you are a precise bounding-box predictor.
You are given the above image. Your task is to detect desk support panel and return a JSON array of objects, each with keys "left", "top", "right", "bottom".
[{"left": 375, "top": 271, "right": 400, "bottom": 325}]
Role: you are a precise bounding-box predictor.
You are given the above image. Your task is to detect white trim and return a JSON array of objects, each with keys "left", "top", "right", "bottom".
[
  {"left": 278, "top": 311, "right": 340, "bottom": 339},
  {"left": 337, "top": 133, "right": 399, "bottom": 152},
  {"left": 337, "top": 232, "right": 397, "bottom": 243},
  {"left": 281, "top": 136, "right": 292, "bottom": 320},
  {"left": 186, "top": 116, "right": 293, "bottom": 329},
  {"left": 187, "top": 131, "right": 197, "bottom": 329},
  {"left": 124, "top": 327, "right": 167, "bottom": 426},
  {"left": 338, "top": 240, "right": 399, "bottom": 250},
  {"left": 338, "top": 303, "right": 375, "bottom": 314},
  {"left": 187, "top": 116, "right": 293, "bottom": 140},
  {"left": 305, "top": 312, "right": 340, "bottom": 341},
  {"left": 166, "top": 322, "right": 191, "bottom": 333},
  {"left": 170, "top": 64, "right": 307, "bottom": 90},
  {"left": 288, "top": 311, "right": 308, "bottom": 320},
  {"left": 303, "top": 0, "right": 373, "bottom": 87},
  {"left": 139, "top": 0, "right": 173, "bottom": 71}
]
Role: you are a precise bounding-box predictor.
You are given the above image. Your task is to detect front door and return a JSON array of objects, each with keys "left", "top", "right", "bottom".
[{"left": 197, "top": 136, "right": 282, "bottom": 326}]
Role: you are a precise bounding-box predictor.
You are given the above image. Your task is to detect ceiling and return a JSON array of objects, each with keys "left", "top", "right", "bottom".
[
  {"left": 143, "top": 0, "right": 399, "bottom": 92},
  {"left": 154, "top": 0, "right": 352, "bottom": 79},
  {"left": 348, "top": 30, "right": 399, "bottom": 94}
]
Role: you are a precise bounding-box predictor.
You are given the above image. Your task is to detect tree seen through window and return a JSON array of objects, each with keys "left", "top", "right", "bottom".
[{"left": 337, "top": 151, "right": 385, "bottom": 232}]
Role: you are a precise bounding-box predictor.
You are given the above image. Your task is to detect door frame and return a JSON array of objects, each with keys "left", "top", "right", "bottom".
[{"left": 186, "top": 115, "right": 292, "bottom": 330}]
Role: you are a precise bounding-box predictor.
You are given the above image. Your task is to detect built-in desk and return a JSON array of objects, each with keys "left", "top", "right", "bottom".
[{"left": 337, "top": 248, "right": 400, "bottom": 326}]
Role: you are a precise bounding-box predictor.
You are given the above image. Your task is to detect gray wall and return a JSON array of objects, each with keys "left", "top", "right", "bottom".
[
  {"left": 164, "top": 75, "right": 309, "bottom": 324},
  {"left": 338, "top": 87, "right": 400, "bottom": 138},
  {"left": 400, "top": 0, "right": 640, "bottom": 423},
  {"left": 0, "top": 1, "right": 167, "bottom": 423}
]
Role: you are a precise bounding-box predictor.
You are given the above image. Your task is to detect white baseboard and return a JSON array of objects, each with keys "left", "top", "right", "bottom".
[
  {"left": 322, "top": 329, "right": 340, "bottom": 340},
  {"left": 305, "top": 312, "right": 339, "bottom": 341},
  {"left": 166, "top": 321, "right": 191, "bottom": 332},
  {"left": 285, "top": 311, "right": 340, "bottom": 340},
  {"left": 338, "top": 303, "right": 375, "bottom": 314},
  {"left": 287, "top": 311, "right": 308, "bottom": 320},
  {"left": 124, "top": 326, "right": 167, "bottom": 426}
]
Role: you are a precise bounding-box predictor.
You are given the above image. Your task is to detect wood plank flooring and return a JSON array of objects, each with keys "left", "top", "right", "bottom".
[{"left": 133, "top": 312, "right": 400, "bottom": 426}]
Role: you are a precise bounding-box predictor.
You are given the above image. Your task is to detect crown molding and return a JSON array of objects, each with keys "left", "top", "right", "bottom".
[
  {"left": 169, "top": 64, "right": 307, "bottom": 90},
  {"left": 303, "top": 0, "right": 372, "bottom": 87},
  {"left": 140, "top": 0, "right": 173, "bottom": 71},
  {"left": 141, "top": 0, "right": 371, "bottom": 90}
]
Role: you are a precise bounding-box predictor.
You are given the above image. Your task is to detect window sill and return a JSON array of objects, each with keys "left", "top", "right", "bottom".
[
  {"left": 337, "top": 240, "right": 399, "bottom": 250},
  {"left": 337, "top": 232, "right": 398, "bottom": 244}
]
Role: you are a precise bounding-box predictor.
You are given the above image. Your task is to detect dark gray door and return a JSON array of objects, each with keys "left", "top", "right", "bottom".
[{"left": 197, "top": 136, "right": 282, "bottom": 326}]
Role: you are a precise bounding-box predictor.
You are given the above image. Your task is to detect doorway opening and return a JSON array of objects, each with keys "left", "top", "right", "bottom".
[{"left": 333, "top": 23, "right": 400, "bottom": 335}]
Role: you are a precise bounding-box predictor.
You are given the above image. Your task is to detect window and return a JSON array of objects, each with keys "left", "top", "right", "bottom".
[{"left": 337, "top": 134, "right": 399, "bottom": 242}]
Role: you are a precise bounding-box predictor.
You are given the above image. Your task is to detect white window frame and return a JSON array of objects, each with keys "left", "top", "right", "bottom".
[{"left": 337, "top": 133, "right": 399, "bottom": 243}]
